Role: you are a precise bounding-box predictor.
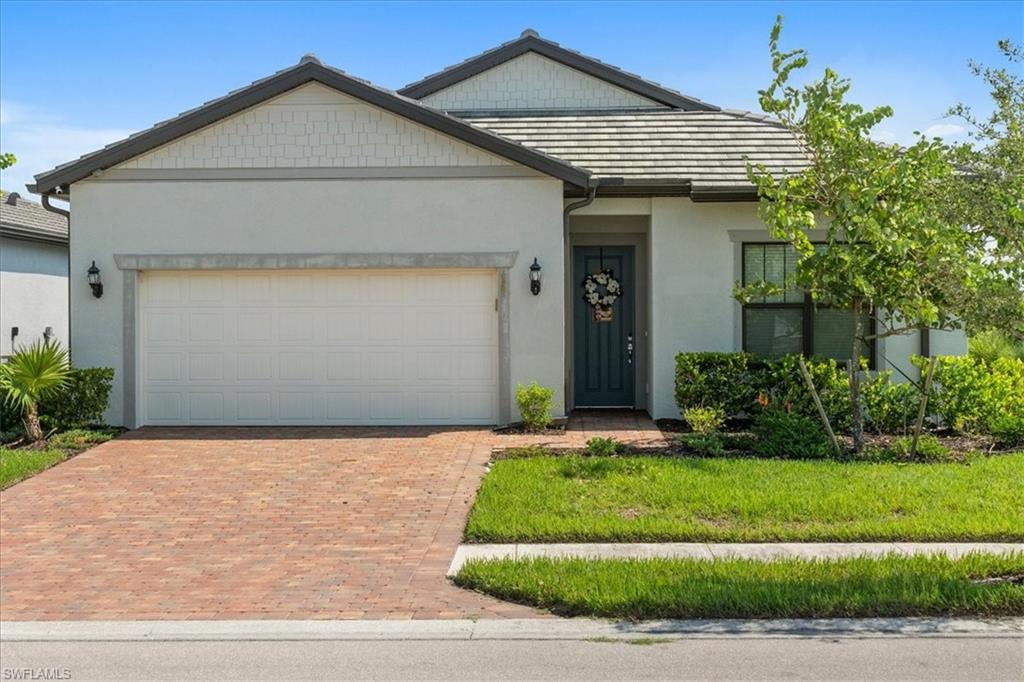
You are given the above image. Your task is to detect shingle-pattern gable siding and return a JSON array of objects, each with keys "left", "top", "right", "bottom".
[
  {"left": 117, "top": 84, "right": 514, "bottom": 170},
  {"left": 421, "top": 53, "right": 663, "bottom": 112},
  {"left": 470, "top": 110, "right": 809, "bottom": 190}
]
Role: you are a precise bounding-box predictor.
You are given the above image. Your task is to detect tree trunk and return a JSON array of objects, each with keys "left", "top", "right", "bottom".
[
  {"left": 23, "top": 404, "right": 44, "bottom": 442},
  {"left": 850, "top": 299, "right": 866, "bottom": 453}
]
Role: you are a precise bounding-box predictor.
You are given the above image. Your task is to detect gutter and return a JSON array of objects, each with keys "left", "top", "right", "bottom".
[
  {"left": 37, "top": 194, "right": 72, "bottom": 362},
  {"left": 562, "top": 181, "right": 597, "bottom": 239}
]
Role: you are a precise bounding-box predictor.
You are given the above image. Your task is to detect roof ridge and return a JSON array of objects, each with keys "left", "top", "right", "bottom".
[{"left": 397, "top": 31, "right": 719, "bottom": 112}]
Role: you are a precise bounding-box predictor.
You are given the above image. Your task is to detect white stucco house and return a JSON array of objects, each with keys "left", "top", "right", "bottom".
[
  {"left": 0, "top": 191, "right": 69, "bottom": 361},
  {"left": 28, "top": 30, "right": 964, "bottom": 428}
]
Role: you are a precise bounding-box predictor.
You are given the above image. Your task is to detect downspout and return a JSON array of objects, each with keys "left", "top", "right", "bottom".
[
  {"left": 40, "top": 193, "right": 71, "bottom": 362},
  {"left": 562, "top": 181, "right": 598, "bottom": 413}
]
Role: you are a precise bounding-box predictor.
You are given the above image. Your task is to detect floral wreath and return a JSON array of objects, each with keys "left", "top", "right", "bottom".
[{"left": 582, "top": 269, "right": 622, "bottom": 312}]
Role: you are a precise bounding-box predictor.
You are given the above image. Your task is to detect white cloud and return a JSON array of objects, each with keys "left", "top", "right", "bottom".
[
  {"left": 870, "top": 129, "right": 899, "bottom": 144},
  {"left": 0, "top": 100, "right": 133, "bottom": 197},
  {"left": 923, "top": 123, "right": 966, "bottom": 139}
]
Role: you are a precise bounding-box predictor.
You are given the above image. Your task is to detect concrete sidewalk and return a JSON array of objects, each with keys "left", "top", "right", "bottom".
[
  {"left": 448, "top": 542, "right": 1024, "bottom": 575},
  {"left": 2, "top": 618, "right": 1021, "bottom": 642}
]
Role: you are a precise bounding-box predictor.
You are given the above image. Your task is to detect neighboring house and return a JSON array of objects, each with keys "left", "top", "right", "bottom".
[
  {"left": 28, "top": 30, "right": 964, "bottom": 427},
  {"left": 0, "top": 191, "right": 69, "bottom": 361}
]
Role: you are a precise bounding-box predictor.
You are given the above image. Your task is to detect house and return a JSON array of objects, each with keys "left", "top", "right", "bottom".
[
  {"left": 27, "top": 30, "right": 965, "bottom": 427},
  {"left": 0, "top": 191, "right": 69, "bottom": 362}
]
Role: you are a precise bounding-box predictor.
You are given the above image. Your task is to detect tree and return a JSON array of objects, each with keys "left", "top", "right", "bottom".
[
  {"left": 944, "top": 41, "right": 1024, "bottom": 341},
  {"left": 0, "top": 341, "right": 71, "bottom": 442},
  {"left": 0, "top": 153, "right": 15, "bottom": 170},
  {"left": 738, "top": 17, "right": 998, "bottom": 452}
]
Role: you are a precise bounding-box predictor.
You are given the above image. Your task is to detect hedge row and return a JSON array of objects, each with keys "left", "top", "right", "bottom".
[
  {"left": 1, "top": 367, "right": 114, "bottom": 434},
  {"left": 674, "top": 352, "right": 1024, "bottom": 438}
]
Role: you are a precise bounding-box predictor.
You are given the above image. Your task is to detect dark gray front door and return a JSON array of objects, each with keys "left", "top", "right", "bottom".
[{"left": 573, "top": 246, "right": 635, "bottom": 407}]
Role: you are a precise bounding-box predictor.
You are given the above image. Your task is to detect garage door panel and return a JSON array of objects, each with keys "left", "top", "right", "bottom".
[{"left": 139, "top": 269, "right": 499, "bottom": 425}]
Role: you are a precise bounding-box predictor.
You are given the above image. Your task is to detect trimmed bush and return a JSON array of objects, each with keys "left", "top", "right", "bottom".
[
  {"left": 919, "top": 356, "right": 1024, "bottom": 434},
  {"left": 752, "top": 409, "right": 834, "bottom": 459},
  {"left": 682, "top": 406, "right": 725, "bottom": 434},
  {"left": 516, "top": 382, "right": 555, "bottom": 432},
  {"left": 677, "top": 433, "right": 725, "bottom": 457},
  {"left": 39, "top": 367, "right": 114, "bottom": 430},
  {"left": 584, "top": 436, "right": 626, "bottom": 457},
  {"left": 991, "top": 414, "right": 1024, "bottom": 449},
  {"left": 863, "top": 370, "right": 919, "bottom": 435},
  {"left": 674, "top": 352, "right": 766, "bottom": 415},
  {"left": 766, "top": 355, "right": 851, "bottom": 431}
]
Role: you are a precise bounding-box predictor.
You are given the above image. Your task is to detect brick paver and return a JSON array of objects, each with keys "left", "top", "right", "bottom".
[{"left": 1, "top": 413, "right": 664, "bottom": 621}]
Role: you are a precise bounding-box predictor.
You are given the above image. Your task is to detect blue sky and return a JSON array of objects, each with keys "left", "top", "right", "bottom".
[{"left": 1, "top": 0, "right": 1020, "bottom": 197}]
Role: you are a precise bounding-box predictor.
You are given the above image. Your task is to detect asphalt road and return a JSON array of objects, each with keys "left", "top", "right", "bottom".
[{"left": 3, "top": 636, "right": 1023, "bottom": 681}]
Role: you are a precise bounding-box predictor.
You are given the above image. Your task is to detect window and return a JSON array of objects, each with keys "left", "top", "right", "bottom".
[{"left": 741, "top": 243, "right": 874, "bottom": 365}]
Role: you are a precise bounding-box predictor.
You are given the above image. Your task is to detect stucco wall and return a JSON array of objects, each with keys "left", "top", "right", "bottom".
[
  {"left": 642, "top": 198, "right": 967, "bottom": 419},
  {"left": 421, "top": 53, "right": 662, "bottom": 111},
  {"left": 0, "top": 237, "right": 68, "bottom": 358},
  {"left": 71, "top": 177, "right": 565, "bottom": 427}
]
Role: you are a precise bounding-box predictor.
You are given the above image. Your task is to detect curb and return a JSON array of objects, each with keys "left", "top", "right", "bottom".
[
  {"left": 2, "top": 618, "right": 1021, "bottom": 642},
  {"left": 448, "top": 543, "right": 1024, "bottom": 575}
]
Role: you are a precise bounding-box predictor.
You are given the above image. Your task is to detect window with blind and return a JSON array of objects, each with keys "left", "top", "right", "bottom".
[{"left": 741, "top": 243, "right": 873, "bottom": 365}]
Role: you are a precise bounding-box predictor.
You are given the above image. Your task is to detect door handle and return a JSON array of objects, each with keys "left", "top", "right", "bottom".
[{"left": 627, "top": 333, "right": 634, "bottom": 364}]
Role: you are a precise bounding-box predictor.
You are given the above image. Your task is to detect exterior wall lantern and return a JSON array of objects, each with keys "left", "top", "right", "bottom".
[
  {"left": 529, "top": 258, "right": 542, "bottom": 295},
  {"left": 87, "top": 261, "right": 104, "bottom": 298}
]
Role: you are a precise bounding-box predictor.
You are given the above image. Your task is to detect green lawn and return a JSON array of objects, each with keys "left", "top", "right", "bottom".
[
  {"left": 465, "top": 454, "right": 1024, "bottom": 542},
  {"left": 1, "top": 427, "right": 119, "bottom": 490},
  {"left": 454, "top": 553, "right": 1024, "bottom": 619},
  {"left": 0, "top": 446, "right": 68, "bottom": 489}
]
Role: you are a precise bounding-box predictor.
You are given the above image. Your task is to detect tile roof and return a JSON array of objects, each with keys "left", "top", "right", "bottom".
[
  {"left": 31, "top": 57, "right": 591, "bottom": 195},
  {"left": 0, "top": 191, "right": 68, "bottom": 243},
  {"left": 466, "top": 109, "right": 810, "bottom": 195}
]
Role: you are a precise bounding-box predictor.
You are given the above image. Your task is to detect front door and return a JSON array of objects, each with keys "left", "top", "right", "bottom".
[{"left": 573, "top": 246, "right": 635, "bottom": 407}]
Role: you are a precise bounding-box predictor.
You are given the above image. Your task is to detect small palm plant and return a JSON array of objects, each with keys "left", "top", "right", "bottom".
[{"left": 0, "top": 340, "right": 71, "bottom": 441}]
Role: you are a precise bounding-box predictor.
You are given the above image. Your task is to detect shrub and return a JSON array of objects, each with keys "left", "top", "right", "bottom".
[
  {"left": 674, "top": 352, "right": 766, "bottom": 415},
  {"left": 48, "top": 427, "right": 120, "bottom": 450},
  {"left": 969, "top": 330, "right": 1024, "bottom": 362},
  {"left": 584, "top": 436, "right": 625, "bottom": 457},
  {"left": 39, "top": 367, "right": 115, "bottom": 430},
  {"left": 752, "top": 409, "right": 834, "bottom": 459},
  {"left": 991, "top": 414, "right": 1024, "bottom": 449},
  {"left": 678, "top": 433, "right": 725, "bottom": 457},
  {"left": 516, "top": 382, "right": 555, "bottom": 432},
  {"left": 919, "top": 356, "right": 1024, "bottom": 434},
  {"left": 765, "top": 355, "right": 851, "bottom": 431},
  {"left": 0, "top": 341, "right": 71, "bottom": 441},
  {"left": 682, "top": 406, "right": 725, "bottom": 435},
  {"left": 863, "top": 370, "right": 919, "bottom": 435}
]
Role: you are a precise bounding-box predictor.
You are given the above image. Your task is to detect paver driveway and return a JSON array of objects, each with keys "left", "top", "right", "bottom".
[
  {"left": 1, "top": 427, "right": 542, "bottom": 620},
  {"left": 1, "top": 415, "right": 664, "bottom": 621}
]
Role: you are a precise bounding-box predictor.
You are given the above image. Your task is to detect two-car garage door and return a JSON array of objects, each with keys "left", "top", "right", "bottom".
[{"left": 139, "top": 269, "right": 499, "bottom": 425}]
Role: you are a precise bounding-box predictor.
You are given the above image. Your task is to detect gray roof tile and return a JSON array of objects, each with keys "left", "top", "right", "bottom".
[
  {"left": 0, "top": 191, "right": 68, "bottom": 242},
  {"left": 467, "top": 110, "right": 809, "bottom": 190}
]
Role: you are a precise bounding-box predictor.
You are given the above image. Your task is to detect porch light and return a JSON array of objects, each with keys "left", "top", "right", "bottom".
[
  {"left": 529, "top": 258, "right": 542, "bottom": 295},
  {"left": 87, "top": 261, "right": 103, "bottom": 298}
]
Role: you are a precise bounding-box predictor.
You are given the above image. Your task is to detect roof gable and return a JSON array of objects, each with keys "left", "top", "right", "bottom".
[
  {"left": 31, "top": 57, "right": 590, "bottom": 195},
  {"left": 399, "top": 30, "right": 718, "bottom": 112},
  {"left": 116, "top": 83, "right": 517, "bottom": 171},
  {"left": 420, "top": 52, "right": 664, "bottom": 112}
]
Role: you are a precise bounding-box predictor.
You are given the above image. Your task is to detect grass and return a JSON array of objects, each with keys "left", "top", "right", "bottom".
[
  {"left": 465, "top": 454, "right": 1024, "bottom": 542},
  {"left": 0, "top": 427, "right": 119, "bottom": 489},
  {"left": 454, "top": 553, "right": 1024, "bottom": 619},
  {"left": 0, "top": 446, "right": 68, "bottom": 489}
]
